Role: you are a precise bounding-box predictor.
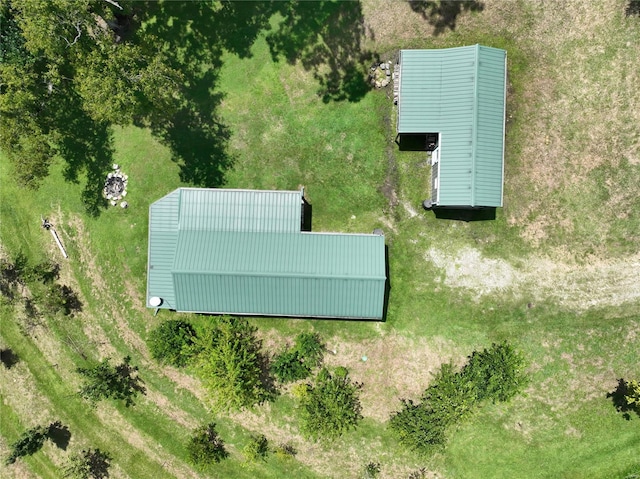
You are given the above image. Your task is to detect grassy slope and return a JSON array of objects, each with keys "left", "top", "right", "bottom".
[{"left": 2, "top": 1, "right": 640, "bottom": 478}]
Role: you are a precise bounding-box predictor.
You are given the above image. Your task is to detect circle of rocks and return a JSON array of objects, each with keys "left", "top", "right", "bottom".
[
  {"left": 103, "top": 163, "right": 129, "bottom": 208},
  {"left": 369, "top": 61, "right": 393, "bottom": 89}
]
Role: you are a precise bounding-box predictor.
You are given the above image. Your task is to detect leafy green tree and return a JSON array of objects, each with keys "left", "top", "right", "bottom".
[
  {"left": 77, "top": 356, "right": 145, "bottom": 407},
  {"left": 61, "top": 449, "right": 111, "bottom": 479},
  {"left": 35, "top": 283, "right": 81, "bottom": 316},
  {"left": 194, "top": 316, "right": 268, "bottom": 411},
  {"left": 0, "top": 0, "right": 182, "bottom": 192},
  {"left": 298, "top": 366, "right": 363, "bottom": 440},
  {"left": 389, "top": 363, "right": 473, "bottom": 453},
  {"left": 5, "top": 424, "right": 48, "bottom": 465},
  {"left": 186, "top": 423, "right": 228, "bottom": 466},
  {"left": 243, "top": 433, "right": 269, "bottom": 463},
  {"left": 390, "top": 343, "right": 528, "bottom": 454},
  {"left": 272, "top": 442, "right": 296, "bottom": 460},
  {"left": 147, "top": 319, "right": 196, "bottom": 367}
]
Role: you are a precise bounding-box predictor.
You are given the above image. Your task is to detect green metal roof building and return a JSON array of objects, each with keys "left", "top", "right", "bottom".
[
  {"left": 147, "top": 188, "right": 387, "bottom": 320},
  {"left": 397, "top": 44, "right": 507, "bottom": 208}
]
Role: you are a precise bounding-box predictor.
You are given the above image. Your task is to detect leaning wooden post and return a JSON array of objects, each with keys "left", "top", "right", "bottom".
[{"left": 42, "top": 218, "right": 68, "bottom": 259}]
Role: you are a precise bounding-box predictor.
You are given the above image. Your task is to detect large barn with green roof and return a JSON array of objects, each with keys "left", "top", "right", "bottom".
[
  {"left": 146, "top": 188, "right": 387, "bottom": 320},
  {"left": 396, "top": 44, "right": 507, "bottom": 208}
]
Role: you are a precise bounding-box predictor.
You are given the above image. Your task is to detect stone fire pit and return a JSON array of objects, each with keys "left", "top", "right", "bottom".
[{"left": 103, "top": 164, "right": 128, "bottom": 207}]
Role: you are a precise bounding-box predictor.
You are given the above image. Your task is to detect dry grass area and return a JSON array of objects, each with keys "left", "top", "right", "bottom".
[
  {"left": 424, "top": 245, "right": 640, "bottom": 310},
  {"left": 365, "top": 0, "right": 640, "bottom": 259}
]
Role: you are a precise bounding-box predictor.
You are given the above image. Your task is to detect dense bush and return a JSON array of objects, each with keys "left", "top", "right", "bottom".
[
  {"left": 461, "top": 341, "right": 529, "bottom": 403},
  {"left": 298, "top": 366, "right": 363, "bottom": 440},
  {"left": 5, "top": 424, "right": 48, "bottom": 465},
  {"left": 270, "top": 331, "right": 325, "bottom": 384},
  {"left": 194, "top": 316, "right": 268, "bottom": 411},
  {"left": 390, "top": 342, "right": 528, "bottom": 454},
  {"left": 243, "top": 433, "right": 269, "bottom": 463},
  {"left": 294, "top": 332, "right": 324, "bottom": 368},
  {"left": 270, "top": 349, "right": 310, "bottom": 383},
  {"left": 187, "top": 423, "right": 228, "bottom": 466},
  {"left": 147, "top": 319, "right": 197, "bottom": 367}
]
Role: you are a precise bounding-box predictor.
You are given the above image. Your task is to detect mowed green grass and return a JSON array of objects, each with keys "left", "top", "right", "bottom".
[{"left": 2, "top": 2, "right": 640, "bottom": 478}]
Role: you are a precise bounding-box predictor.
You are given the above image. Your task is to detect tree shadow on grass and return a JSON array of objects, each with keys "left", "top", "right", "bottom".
[
  {"left": 55, "top": 91, "right": 113, "bottom": 217},
  {"left": 607, "top": 379, "right": 640, "bottom": 420},
  {"left": 41, "top": 1, "right": 378, "bottom": 205},
  {"left": 0, "top": 348, "right": 19, "bottom": 369},
  {"left": 132, "top": 0, "right": 278, "bottom": 187},
  {"left": 47, "top": 421, "right": 71, "bottom": 450},
  {"left": 626, "top": 0, "right": 640, "bottom": 17},
  {"left": 266, "top": 1, "right": 376, "bottom": 103},
  {"left": 407, "top": 1, "right": 485, "bottom": 35}
]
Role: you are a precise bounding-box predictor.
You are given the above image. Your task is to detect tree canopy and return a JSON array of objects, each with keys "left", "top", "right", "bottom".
[
  {"left": 193, "top": 316, "right": 269, "bottom": 411},
  {"left": 76, "top": 356, "right": 145, "bottom": 407},
  {"left": 0, "top": 0, "right": 373, "bottom": 214}
]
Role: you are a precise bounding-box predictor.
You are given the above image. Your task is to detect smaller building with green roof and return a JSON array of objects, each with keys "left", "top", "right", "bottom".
[
  {"left": 147, "top": 188, "right": 387, "bottom": 320},
  {"left": 396, "top": 44, "right": 507, "bottom": 208}
]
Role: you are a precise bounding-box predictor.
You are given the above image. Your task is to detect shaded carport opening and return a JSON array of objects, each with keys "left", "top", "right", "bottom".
[{"left": 395, "top": 133, "right": 439, "bottom": 151}]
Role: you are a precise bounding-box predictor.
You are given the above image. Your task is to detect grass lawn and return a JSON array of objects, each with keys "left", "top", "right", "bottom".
[{"left": 1, "top": 1, "right": 639, "bottom": 478}]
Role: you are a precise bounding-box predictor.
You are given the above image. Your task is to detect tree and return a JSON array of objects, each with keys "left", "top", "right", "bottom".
[
  {"left": 0, "top": 0, "right": 182, "bottom": 193},
  {"left": 5, "top": 424, "right": 48, "bottom": 465},
  {"left": 186, "top": 423, "right": 228, "bottom": 466},
  {"left": 61, "top": 449, "right": 111, "bottom": 479},
  {"left": 147, "top": 319, "right": 196, "bottom": 367},
  {"left": 77, "top": 356, "right": 145, "bottom": 406},
  {"left": 270, "top": 331, "right": 325, "bottom": 383},
  {"left": 194, "top": 316, "right": 268, "bottom": 411},
  {"left": 389, "top": 364, "right": 471, "bottom": 453},
  {"left": 242, "top": 433, "right": 269, "bottom": 463},
  {"left": 390, "top": 342, "right": 528, "bottom": 454},
  {"left": 298, "top": 366, "right": 363, "bottom": 440}
]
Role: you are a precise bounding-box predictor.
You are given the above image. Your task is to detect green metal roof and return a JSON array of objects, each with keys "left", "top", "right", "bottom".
[
  {"left": 147, "top": 188, "right": 303, "bottom": 310},
  {"left": 398, "top": 45, "right": 506, "bottom": 207},
  {"left": 172, "top": 231, "right": 386, "bottom": 319},
  {"left": 147, "top": 188, "right": 387, "bottom": 320}
]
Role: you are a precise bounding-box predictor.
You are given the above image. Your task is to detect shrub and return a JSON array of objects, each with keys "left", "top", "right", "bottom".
[
  {"left": 273, "top": 442, "right": 296, "bottom": 460},
  {"left": 243, "top": 433, "right": 269, "bottom": 463},
  {"left": 36, "top": 283, "right": 81, "bottom": 316},
  {"left": 187, "top": 423, "right": 228, "bottom": 466},
  {"left": 270, "top": 349, "right": 311, "bottom": 383},
  {"left": 77, "top": 356, "right": 145, "bottom": 407},
  {"left": 5, "top": 425, "right": 48, "bottom": 465},
  {"left": 299, "top": 367, "right": 363, "bottom": 440},
  {"left": 293, "top": 332, "right": 324, "bottom": 368},
  {"left": 147, "top": 319, "right": 196, "bottom": 367},
  {"left": 390, "top": 343, "right": 528, "bottom": 454},
  {"left": 61, "top": 449, "right": 111, "bottom": 479},
  {"left": 362, "top": 461, "right": 381, "bottom": 479},
  {"left": 461, "top": 341, "right": 528, "bottom": 403}
]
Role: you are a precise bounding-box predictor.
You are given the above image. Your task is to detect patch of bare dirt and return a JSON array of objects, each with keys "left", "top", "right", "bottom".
[
  {"left": 424, "top": 246, "right": 640, "bottom": 311},
  {"left": 323, "top": 332, "right": 459, "bottom": 421}
]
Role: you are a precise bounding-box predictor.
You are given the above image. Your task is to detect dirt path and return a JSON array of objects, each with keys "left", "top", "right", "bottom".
[{"left": 426, "top": 246, "right": 640, "bottom": 311}]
